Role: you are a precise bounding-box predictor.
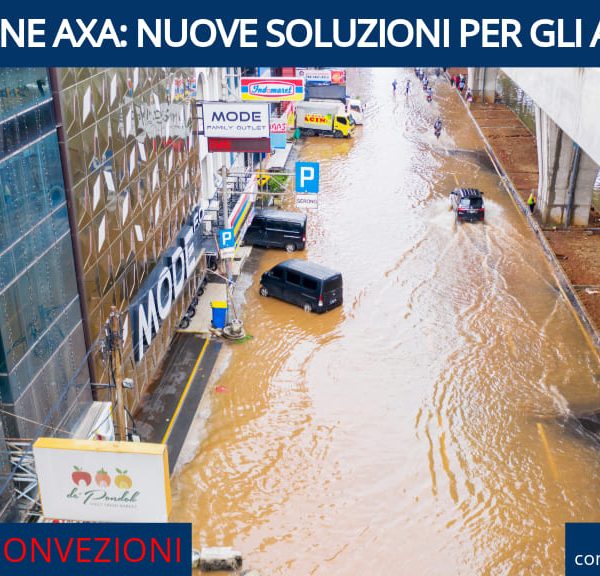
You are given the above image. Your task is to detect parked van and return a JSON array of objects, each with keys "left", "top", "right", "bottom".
[
  {"left": 259, "top": 259, "right": 343, "bottom": 313},
  {"left": 244, "top": 209, "right": 307, "bottom": 252}
]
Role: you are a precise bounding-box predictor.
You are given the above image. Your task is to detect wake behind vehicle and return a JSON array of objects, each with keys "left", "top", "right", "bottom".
[
  {"left": 450, "top": 188, "right": 485, "bottom": 222},
  {"left": 259, "top": 260, "right": 343, "bottom": 313}
]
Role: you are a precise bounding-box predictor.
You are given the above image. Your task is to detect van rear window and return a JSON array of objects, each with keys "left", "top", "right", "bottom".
[{"left": 324, "top": 275, "right": 342, "bottom": 292}]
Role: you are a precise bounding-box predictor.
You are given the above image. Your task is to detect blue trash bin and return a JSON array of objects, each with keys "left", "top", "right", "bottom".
[{"left": 211, "top": 301, "right": 227, "bottom": 329}]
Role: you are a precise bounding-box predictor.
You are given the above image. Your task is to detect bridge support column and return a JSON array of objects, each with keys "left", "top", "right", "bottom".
[
  {"left": 467, "top": 68, "right": 498, "bottom": 103},
  {"left": 536, "top": 107, "right": 598, "bottom": 226}
]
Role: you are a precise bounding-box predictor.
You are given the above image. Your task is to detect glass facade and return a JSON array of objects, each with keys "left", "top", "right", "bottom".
[
  {"left": 55, "top": 68, "right": 204, "bottom": 408},
  {"left": 0, "top": 68, "right": 91, "bottom": 442}
]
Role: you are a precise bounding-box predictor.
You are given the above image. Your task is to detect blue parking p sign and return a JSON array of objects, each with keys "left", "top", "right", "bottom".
[
  {"left": 296, "top": 162, "right": 320, "bottom": 193},
  {"left": 219, "top": 228, "right": 235, "bottom": 249}
]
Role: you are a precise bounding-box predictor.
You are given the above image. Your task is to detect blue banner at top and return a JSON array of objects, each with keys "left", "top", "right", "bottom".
[{"left": 2, "top": 0, "right": 600, "bottom": 65}]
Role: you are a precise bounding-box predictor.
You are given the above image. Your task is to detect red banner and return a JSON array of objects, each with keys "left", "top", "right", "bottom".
[{"left": 207, "top": 138, "right": 271, "bottom": 153}]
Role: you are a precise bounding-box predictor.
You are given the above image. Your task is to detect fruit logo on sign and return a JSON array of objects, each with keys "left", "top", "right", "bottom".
[
  {"left": 68, "top": 466, "right": 138, "bottom": 506},
  {"left": 72, "top": 466, "right": 133, "bottom": 490},
  {"left": 95, "top": 468, "right": 111, "bottom": 488},
  {"left": 71, "top": 466, "right": 91, "bottom": 488},
  {"left": 115, "top": 468, "right": 133, "bottom": 489}
]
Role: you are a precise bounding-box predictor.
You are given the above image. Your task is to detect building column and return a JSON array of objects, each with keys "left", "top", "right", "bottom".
[
  {"left": 467, "top": 67, "right": 498, "bottom": 104},
  {"left": 536, "top": 107, "right": 598, "bottom": 226}
]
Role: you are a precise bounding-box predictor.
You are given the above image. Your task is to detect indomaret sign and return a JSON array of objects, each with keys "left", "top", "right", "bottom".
[{"left": 130, "top": 206, "right": 203, "bottom": 362}]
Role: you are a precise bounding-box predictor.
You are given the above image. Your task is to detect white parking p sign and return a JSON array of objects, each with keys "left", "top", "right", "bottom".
[
  {"left": 219, "top": 228, "right": 235, "bottom": 249},
  {"left": 296, "top": 162, "right": 320, "bottom": 193}
]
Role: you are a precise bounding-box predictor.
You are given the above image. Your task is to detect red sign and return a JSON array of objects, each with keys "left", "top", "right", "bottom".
[
  {"left": 330, "top": 69, "right": 347, "bottom": 85},
  {"left": 208, "top": 138, "right": 271, "bottom": 153}
]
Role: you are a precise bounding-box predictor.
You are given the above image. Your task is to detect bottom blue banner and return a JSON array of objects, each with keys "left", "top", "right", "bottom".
[{"left": 0, "top": 523, "right": 191, "bottom": 576}]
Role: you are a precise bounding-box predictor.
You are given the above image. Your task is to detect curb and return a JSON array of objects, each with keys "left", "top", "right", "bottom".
[{"left": 453, "top": 88, "right": 600, "bottom": 355}]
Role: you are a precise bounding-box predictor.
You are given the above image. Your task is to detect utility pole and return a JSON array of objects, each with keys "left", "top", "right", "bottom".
[
  {"left": 107, "top": 306, "right": 127, "bottom": 441},
  {"left": 220, "top": 165, "right": 232, "bottom": 324}
]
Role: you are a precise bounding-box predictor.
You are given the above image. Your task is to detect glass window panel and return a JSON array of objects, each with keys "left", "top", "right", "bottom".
[
  {"left": 109, "top": 110, "right": 125, "bottom": 154},
  {"left": 60, "top": 86, "right": 81, "bottom": 139},
  {"left": 81, "top": 84, "right": 93, "bottom": 127},
  {"left": 79, "top": 223, "right": 94, "bottom": 270},
  {"left": 97, "top": 214, "right": 107, "bottom": 254},
  {"left": 58, "top": 68, "right": 76, "bottom": 91},
  {"left": 92, "top": 72, "right": 108, "bottom": 121},
  {"left": 72, "top": 180, "right": 91, "bottom": 228},
  {"left": 66, "top": 134, "right": 85, "bottom": 187},
  {"left": 0, "top": 68, "right": 50, "bottom": 122},
  {"left": 90, "top": 172, "right": 105, "bottom": 214}
]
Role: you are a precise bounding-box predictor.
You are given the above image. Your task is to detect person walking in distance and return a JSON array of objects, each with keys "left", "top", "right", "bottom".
[
  {"left": 392, "top": 79, "right": 398, "bottom": 94},
  {"left": 527, "top": 192, "right": 537, "bottom": 214},
  {"left": 405, "top": 79, "right": 411, "bottom": 96}
]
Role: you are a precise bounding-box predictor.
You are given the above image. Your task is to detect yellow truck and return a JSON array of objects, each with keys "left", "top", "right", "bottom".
[{"left": 296, "top": 101, "right": 354, "bottom": 138}]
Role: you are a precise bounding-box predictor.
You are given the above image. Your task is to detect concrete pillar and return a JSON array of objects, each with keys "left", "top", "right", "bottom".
[
  {"left": 536, "top": 107, "right": 598, "bottom": 226},
  {"left": 468, "top": 67, "right": 498, "bottom": 104}
]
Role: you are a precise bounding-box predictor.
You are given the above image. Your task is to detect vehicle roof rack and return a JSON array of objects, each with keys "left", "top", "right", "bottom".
[{"left": 455, "top": 188, "right": 483, "bottom": 198}]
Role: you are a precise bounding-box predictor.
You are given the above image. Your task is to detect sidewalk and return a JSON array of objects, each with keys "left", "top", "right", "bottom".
[
  {"left": 134, "top": 243, "right": 254, "bottom": 472},
  {"left": 135, "top": 334, "right": 222, "bottom": 473}
]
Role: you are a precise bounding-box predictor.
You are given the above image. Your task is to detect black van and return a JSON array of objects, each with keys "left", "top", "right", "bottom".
[
  {"left": 244, "top": 209, "right": 307, "bottom": 252},
  {"left": 259, "top": 259, "right": 343, "bottom": 313}
]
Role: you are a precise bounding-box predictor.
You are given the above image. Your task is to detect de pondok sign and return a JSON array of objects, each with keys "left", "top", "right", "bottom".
[{"left": 33, "top": 438, "right": 171, "bottom": 523}]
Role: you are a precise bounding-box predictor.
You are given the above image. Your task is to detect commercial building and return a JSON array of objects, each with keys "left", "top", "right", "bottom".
[
  {"left": 0, "top": 67, "right": 243, "bottom": 520},
  {"left": 0, "top": 68, "right": 92, "bottom": 519}
]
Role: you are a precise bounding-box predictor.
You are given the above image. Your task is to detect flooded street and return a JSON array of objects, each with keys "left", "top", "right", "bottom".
[{"left": 172, "top": 69, "right": 600, "bottom": 574}]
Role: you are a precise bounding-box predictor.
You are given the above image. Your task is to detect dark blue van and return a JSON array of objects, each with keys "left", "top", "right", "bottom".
[
  {"left": 259, "top": 259, "right": 343, "bottom": 313},
  {"left": 244, "top": 209, "right": 307, "bottom": 252}
]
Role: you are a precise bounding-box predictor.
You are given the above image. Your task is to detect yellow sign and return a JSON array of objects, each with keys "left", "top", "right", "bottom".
[{"left": 33, "top": 438, "right": 171, "bottom": 522}]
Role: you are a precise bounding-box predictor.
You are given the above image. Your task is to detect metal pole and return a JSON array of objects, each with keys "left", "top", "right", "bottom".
[
  {"left": 565, "top": 144, "right": 581, "bottom": 228},
  {"left": 220, "top": 166, "right": 232, "bottom": 325},
  {"left": 109, "top": 306, "right": 127, "bottom": 441},
  {"left": 260, "top": 154, "right": 264, "bottom": 208}
]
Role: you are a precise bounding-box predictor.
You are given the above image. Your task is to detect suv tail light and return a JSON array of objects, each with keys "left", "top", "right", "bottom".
[
  {"left": 318, "top": 296, "right": 324, "bottom": 307},
  {"left": 302, "top": 235, "right": 306, "bottom": 242}
]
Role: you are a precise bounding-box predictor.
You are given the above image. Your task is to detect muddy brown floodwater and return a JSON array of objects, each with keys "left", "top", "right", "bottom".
[{"left": 171, "top": 69, "right": 600, "bottom": 575}]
